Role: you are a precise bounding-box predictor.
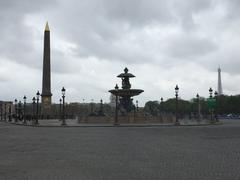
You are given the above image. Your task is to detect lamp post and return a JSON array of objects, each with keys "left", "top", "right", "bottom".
[
  {"left": 196, "top": 93, "right": 200, "bottom": 121},
  {"left": 214, "top": 91, "right": 219, "bottom": 122},
  {"left": 14, "top": 99, "right": 18, "bottom": 122},
  {"left": 0, "top": 102, "right": 2, "bottom": 121},
  {"left": 8, "top": 104, "right": 12, "bottom": 122},
  {"left": 61, "top": 87, "right": 66, "bottom": 126},
  {"left": 100, "top": 99, "right": 103, "bottom": 115},
  {"left": 209, "top": 87, "right": 213, "bottom": 123},
  {"left": 59, "top": 98, "right": 62, "bottom": 120},
  {"left": 3, "top": 103, "right": 6, "bottom": 122},
  {"left": 18, "top": 101, "right": 23, "bottom": 121},
  {"left": 160, "top": 97, "right": 164, "bottom": 121},
  {"left": 175, "top": 85, "right": 180, "bottom": 125},
  {"left": 90, "top": 99, "right": 94, "bottom": 114},
  {"left": 132, "top": 100, "right": 135, "bottom": 122},
  {"left": 23, "top": 96, "right": 27, "bottom": 124},
  {"left": 209, "top": 87, "right": 213, "bottom": 98},
  {"left": 160, "top": 97, "right": 163, "bottom": 103},
  {"left": 35, "top": 91, "right": 40, "bottom": 125},
  {"left": 32, "top": 97, "right": 36, "bottom": 124},
  {"left": 136, "top": 100, "right": 139, "bottom": 111},
  {"left": 160, "top": 97, "right": 164, "bottom": 112},
  {"left": 114, "top": 84, "right": 119, "bottom": 125}
]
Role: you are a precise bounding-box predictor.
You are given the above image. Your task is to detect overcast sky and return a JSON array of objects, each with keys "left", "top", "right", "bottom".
[{"left": 0, "top": 0, "right": 240, "bottom": 106}]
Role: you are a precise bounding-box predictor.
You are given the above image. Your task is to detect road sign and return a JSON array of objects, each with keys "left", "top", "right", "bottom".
[{"left": 207, "top": 98, "right": 216, "bottom": 109}]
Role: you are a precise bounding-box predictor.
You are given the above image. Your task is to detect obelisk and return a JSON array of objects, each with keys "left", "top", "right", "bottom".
[
  {"left": 217, "top": 66, "right": 223, "bottom": 95},
  {"left": 41, "top": 22, "right": 52, "bottom": 114}
]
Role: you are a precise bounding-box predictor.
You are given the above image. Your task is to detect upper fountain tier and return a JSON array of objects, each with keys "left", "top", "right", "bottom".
[{"left": 117, "top": 67, "right": 135, "bottom": 90}]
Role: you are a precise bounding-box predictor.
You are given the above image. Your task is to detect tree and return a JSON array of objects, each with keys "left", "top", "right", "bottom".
[
  {"left": 144, "top": 101, "right": 159, "bottom": 116},
  {"left": 144, "top": 94, "right": 240, "bottom": 116}
]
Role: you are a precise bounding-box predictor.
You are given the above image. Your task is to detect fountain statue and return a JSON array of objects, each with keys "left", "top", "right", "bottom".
[{"left": 109, "top": 68, "right": 144, "bottom": 112}]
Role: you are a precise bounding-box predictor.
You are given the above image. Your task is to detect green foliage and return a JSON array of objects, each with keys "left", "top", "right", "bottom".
[
  {"left": 144, "top": 94, "right": 240, "bottom": 115},
  {"left": 162, "top": 98, "right": 191, "bottom": 114},
  {"left": 144, "top": 101, "right": 160, "bottom": 116},
  {"left": 217, "top": 95, "right": 240, "bottom": 114}
]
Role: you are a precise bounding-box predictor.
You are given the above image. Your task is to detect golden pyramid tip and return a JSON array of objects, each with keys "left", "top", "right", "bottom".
[{"left": 45, "top": 22, "right": 50, "bottom": 31}]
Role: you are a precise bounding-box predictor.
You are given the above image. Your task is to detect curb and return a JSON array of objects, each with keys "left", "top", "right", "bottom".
[{"left": 0, "top": 121, "right": 220, "bottom": 128}]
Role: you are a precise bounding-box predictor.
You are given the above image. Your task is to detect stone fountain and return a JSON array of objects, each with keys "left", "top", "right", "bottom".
[{"left": 109, "top": 68, "right": 144, "bottom": 112}]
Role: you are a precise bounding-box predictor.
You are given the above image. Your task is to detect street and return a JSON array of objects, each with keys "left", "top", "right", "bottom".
[{"left": 0, "top": 120, "right": 240, "bottom": 180}]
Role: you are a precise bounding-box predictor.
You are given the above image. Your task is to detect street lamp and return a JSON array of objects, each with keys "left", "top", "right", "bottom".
[
  {"left": 8, "top": 104, "right": 12, "bottom": 122},
  {"left": 4, "top": 103, "right": 7, "bottom": 122},
  {"left": 160, "top": 97, "right": 164, "bottom": 112},
  {"left": 23, "top": 95, "right": 27, "bottom": 124},
  {"left": 32, "top": 97, "right": 36, "bottom": 124},
  {"left": 35, "top": 91, "right": 40, "bottom": 125},
  {"left": 136, "top": 100, "right": 139, "bottom": 111},
  {"left": 90, "top": 99, "right": 94, "bottom": 114},
  {"left": 61, "top": 87, "right": 66, "bottom": 126},
  {"left": 0, "top": 102, "right": 2, "bottom": 121},
  {"left": 175, "top": 85, "right": 180, "bottom": 125},
  {"left": 133, "top": 100, "right": 138, "bottom": 122},
  {"left": 14, "top": 99, "right": 18, "bottom": 122},
  {"left": 59, "top": 98, "right": 62, "bottom": 120},
  {"left": 196, "top": 93, "right": 200, "bottom": 121},
  {"left": 114, "top": 84, "right": 119, "bottom": 125},
  {"left": 100, "top": 99, "right": 103, "bottom": 115},
  {"left": 209, "top": 87, "right": 213, "bottom": 98},
  {"left": 209, "top": 87, "right": 213, "bottom": 123},
  {"left": 214, "top": 91, "right": 219, "bottom": 122},
  {"left": 18, "top": 101, "right": 22, "bottom": 122}
]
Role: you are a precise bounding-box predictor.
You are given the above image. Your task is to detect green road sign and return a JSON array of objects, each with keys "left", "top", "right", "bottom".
[{"left": 207, "top": 98, "right": 216, "bottom": 109}]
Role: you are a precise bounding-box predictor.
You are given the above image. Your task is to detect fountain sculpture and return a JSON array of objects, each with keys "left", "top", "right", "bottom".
[{"left": 109, "top": 68, "right": 144, "bottom": 112}]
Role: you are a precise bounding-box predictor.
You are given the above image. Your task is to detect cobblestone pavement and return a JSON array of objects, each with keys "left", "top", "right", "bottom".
[{"left": 0, "top": 120, "right": 240, "bottom": 180}]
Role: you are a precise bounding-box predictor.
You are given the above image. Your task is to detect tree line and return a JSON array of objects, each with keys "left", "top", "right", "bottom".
[{"left": 144, "top": 95, "right": 240, "bottom": 116}]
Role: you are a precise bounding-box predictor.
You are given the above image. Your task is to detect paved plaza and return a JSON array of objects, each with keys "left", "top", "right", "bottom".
[{"left": 0, "top": 120, "right": 240, "bottom": 180}]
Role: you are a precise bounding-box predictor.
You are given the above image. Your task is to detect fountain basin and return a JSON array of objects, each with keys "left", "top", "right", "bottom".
[{"left": 109, "top": 89, "right": 144, "bottom": 97}]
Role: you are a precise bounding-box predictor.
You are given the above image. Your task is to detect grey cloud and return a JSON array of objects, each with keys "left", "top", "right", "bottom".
[
  {"left": 223, "top": 0, "right": 240, "bottom": 19},
  {"left": 0, "top": 76, "right": 9, "bottom": 82},
  {"left": 171, "top": 0, "right": 213, "bottom": 29},
  {"left": 1, "top": 0, "right": 240, "bottom": 102},
  {"left": 49, "top": 0, "right": 217, "bottom": 67},
  {"left": 0, "top": 0, "right": 57, "bottom": 68},
  {"left": 164, "top": 34, "right": 218, "bottom": 59},
  {"left": 102, "top": 0, "right": 174, "bottom": 25},
  {"left": 0, "top": 0, "right": 57, "bottom": 12},
  {"left": 0, "top": 0, "right": 236, "bottom": 70},
  {"left": 214, "top": 51, "right": 240, "bottom": 75},
  {"left": 102, "top": 0, "right": 213, "bottom": 27}
]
